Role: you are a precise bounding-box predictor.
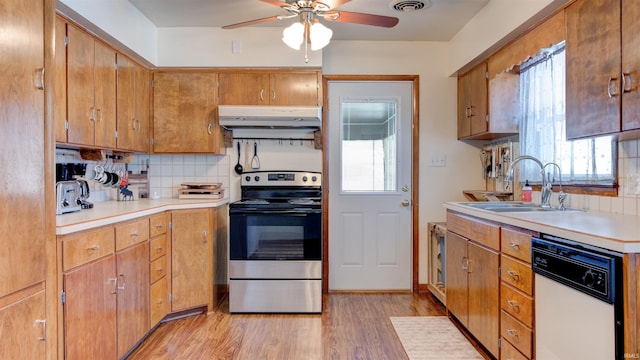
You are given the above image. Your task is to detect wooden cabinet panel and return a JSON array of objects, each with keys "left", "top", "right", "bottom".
[
  {"left": 116, "top": 242, "right": 150, "bottom": 358},
  {"left": 565, "top": 0, "right": 621, "bottom": 139},
  {"left": 150, "top": 277, "right": 168, "bottom": 326},
  {"left": 115, "top": 217, "right": 149, "bottom": 251},
  {"left": 0, "top": 290, "right": 46, "bottom": 359},
  {"left": 54, "top": 16, "right": 68, "bottom": 143},
  {"left": 500, "top": 336, "right": 529, "bottom": 360},
  {"left": 150, "top": 235, "right": 167, "bottom": 261},
  {"left": 446, "top": 211, "right": 499, "bottom": 251},
  {"left": 445, "top": 231, "right": 469, "bottom": 326},
  {"left": 149, "top": 212, "right": 168, "bottom": 238},
  {"left": 467, "top": 242, "right": 499, "bottom": 357},
  {"left": 150, "top": 255, "right": 167, "bottom": 284},
  {"left": 218, "top": 72, "right": 269, "bottom": 105},
  {"left": 501, "top": 227, "right": 533, "bottom": 263},
  {"left": 501, "top": 255, "right": 533, "bottom": 295},
  {"left": 116, "top": 54, "right": 136, "bottom": 150},
  {"left": 270, "top": 72, "right": 320, "bottom": 106},
  {"left": 501, "top": 282, "right": 534, "bottom": 327},
  {"left": 457, "top": 62, "right": 489, "bottom": 139},
  {"left": 501, "top": 310, "right": 533, "bottom": 358},
  {"left": 171, "top": 209, "right": 212, "bottom": 312},
  {"left": 218, "top": 70, "right": 320, "bottom": 106},
  {"left": 621, "top": 0, "right": 640, "bottom": 131},
  {"left": 64, "top": 255, "right": 117, "bottom": 360},
  {"left": 94, "top": 40, "right": 117, "bottom": 148},
  {"left": 152, "top": 72, "right": 221, "bottom": 153},
  {"left": 134, "top": 64, "right": 151, "bottom": 152},
  {"left": 62, "top": 226, "right": 115, "bottom": 271}
]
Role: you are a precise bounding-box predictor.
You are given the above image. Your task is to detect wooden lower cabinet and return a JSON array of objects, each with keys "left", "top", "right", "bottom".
[
  {"left": 171, "top": 209, "right": 213, "bottom": 312},
  {"left": 0, "top": 290, "right": 46, "bottom": 359},
  {"left": 149, "top": 212, "right": 169, "bottom": 327}
]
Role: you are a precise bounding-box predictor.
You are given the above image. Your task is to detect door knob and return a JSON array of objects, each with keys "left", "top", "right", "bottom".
[{"left": 401, "top": 200, "right": 410, "bottom": 207}]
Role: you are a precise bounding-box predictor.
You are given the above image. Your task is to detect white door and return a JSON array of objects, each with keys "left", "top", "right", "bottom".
[{"left": 327, "top": 81, "right": 413, "bottom": 290}]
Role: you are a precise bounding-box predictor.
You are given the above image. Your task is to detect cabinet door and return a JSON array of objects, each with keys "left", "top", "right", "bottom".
[
  {"left": 0, "top": 290, "right": 46, "bottom": 359},
  {"left": 66, "top": 24, "right": 96, "bottom": 146},
  {"left": 457, "top": 73, "right": 472, "bottom": 138},
  {"left": 218, "top": 72, "right": 269, "bottom": 105},
  {"left": 153, "top": 72, "right": 218, "bottom": 153},
  {"left": 116, "top": 54, "right": 136, "bottom": 151},
  {"left": 94, "top": 40, "right": 117, "bottom": 148},
  {"left": 134, "top": 64, "right": 150, "bottom": 152},
  {"left": 64, "top": 256, "right": 117, "bottom": 360},
  {"left": 270, "top": 72, "right": 319, "bottom": 106},
  {"left": 171, "top": 209, "right": 212, "bottom": 312},
  {"left": 54, "top": 16, "right": 67, "bottom": 143},
  {"left": 116, "top": 242, "right": 150, "bottom": 358},
  {"left": 565, "top": 0, "right": 621, "bottom": 139},
  {"left": 622, "top": 0, "right": 640, "bottom": 131},
  {"left": 445, "top": 231, "right": 469, "bottom": 326},
  {"left": 469, "top": 63, "right": 488, "bottom": 136},
  {"left": 467, "top": 242, "right": 499, "bottom": 357}
]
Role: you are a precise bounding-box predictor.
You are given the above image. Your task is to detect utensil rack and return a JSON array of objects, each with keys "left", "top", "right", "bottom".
[{"left": 232, "top": 135, "right": 321, "bottom": 149}]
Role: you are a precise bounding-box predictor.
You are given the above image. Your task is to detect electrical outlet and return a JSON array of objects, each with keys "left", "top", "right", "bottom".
[{"left": 429, "top": 154, "right": 446, "bottom": 167}]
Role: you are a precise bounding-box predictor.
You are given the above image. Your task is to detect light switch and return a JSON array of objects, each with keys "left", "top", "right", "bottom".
[
  {"left": 429, "top": 153, "right": 446, "bottom": 167},
  {"left": 232, "top": 40, "right": 242, "bottom": 54}
]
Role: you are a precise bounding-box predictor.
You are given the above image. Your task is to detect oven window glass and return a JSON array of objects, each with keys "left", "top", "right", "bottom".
[
  {"left": 340, "top": 99, "right": 398, "bottom": 192},
  {"left": 230, "top": 212, "right": 321, "bottom": 261}
]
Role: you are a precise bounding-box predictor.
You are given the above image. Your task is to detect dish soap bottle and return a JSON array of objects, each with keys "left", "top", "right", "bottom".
[{"left": 522, "top": 180, "right": 532, "bottom": 202}]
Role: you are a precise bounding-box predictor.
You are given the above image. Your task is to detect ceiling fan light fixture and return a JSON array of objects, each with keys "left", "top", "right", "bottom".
[
  {"left": 310, "top": 22, "right": 333, "bottom": 51},
  {"left": 282, "top": 22, "right": 305, "bottom": 50}
]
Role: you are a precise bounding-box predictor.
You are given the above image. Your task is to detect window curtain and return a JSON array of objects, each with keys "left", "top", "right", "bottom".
[{"left": 519, "top": 47, "right": 615, "bottom": 184}]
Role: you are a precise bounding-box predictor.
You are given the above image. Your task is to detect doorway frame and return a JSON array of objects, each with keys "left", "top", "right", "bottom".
[{"left": 322, "top": 75, "right": 420, "bottom": 293}]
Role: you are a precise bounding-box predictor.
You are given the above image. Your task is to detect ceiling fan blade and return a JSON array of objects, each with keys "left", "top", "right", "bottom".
[
  {"left": 259, "top": 0, "right": 289, "bottom": 8},
  {"left": 325, "top": 11, "right": 399, "bottom": 28},
  {"left": 222, "top": 15, "right": 281, "bottom": 29},
  {"left": 316, "top": 0, "right": 351, "bottom": 10}
]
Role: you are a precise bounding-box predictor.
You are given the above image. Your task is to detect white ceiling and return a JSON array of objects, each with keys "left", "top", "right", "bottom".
[{"left": 128, "top": 0, "right": 490, "bottom": 42}]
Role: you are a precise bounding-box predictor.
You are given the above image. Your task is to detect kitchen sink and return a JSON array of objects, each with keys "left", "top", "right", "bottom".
[{"left": 460, "top": 202, "right": 583, "bottom": 213}]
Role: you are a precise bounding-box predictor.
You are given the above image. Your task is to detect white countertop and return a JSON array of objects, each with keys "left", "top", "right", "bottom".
[
  {"left": 444, "top": 202, "right": 640, "bottom": 253},
  {"left": 56, "top": 198, "right": 230, "bottom": 235}
]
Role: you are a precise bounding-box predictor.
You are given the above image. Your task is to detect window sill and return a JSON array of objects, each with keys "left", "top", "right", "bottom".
[{"left": 530, "top": 184, "right": 618, "bottom": 197}]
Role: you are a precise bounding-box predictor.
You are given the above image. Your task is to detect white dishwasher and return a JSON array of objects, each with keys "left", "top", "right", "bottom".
[{"left": 531, "top": 235, "right": 624, "bottom": 360}]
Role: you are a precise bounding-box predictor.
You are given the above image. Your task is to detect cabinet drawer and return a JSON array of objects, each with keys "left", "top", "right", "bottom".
[
  {"left": 62, "top": 226, "right": 115, "bottom": 270},
  {"left": 149, "top": 213, "right": 168, "bottom": 238},
  {"left": 501, "top": 282, "right": 533, "bottom": 327},
  {"left": 150, "top": 256, "right": 166, "bottom": 284},
  {"left": 501, "top": 310, "right": 533, "bottom": 358},
  {"left": 500, "top": 337, "right": 529, "bottom": 360},
  {"left": 446, "top": 211, "right": 499, "bottom": 250},
  {"left": 501, "top": 254, "right": 533, "bottom": 295},
  {"left": 149, "top": 235, "right": 167, "bottom": 261},
  {"left": 150, "top": 276, "right": 168, "bottom": 326},
  {"left": 501, "top": 227, "right": 533, "bottom": 263},
  {"left": 115, "top": 217, "right": 149, "bottom": 251}
]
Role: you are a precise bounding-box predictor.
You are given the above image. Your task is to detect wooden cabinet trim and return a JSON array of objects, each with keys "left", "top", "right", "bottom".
[
  {"left": 61, "top": 226, "right": 115, "bottom": 271},
  {"left": 115, "top": 217, "right": 150, "bottom": 251},
  {"left": 501, "top": 310, "right": 534, "bottom": 358},
  {"left": 501, "top": 254, "right": 533, "bottom": 295}
]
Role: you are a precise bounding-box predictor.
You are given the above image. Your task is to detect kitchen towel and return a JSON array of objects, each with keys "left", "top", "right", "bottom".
[{"left": 390, "top": 316, "right": 484, "bottom": 360}]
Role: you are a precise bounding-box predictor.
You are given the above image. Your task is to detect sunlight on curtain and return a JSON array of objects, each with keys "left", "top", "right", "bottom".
[{"left": 519, "top": 44, "right": 615, "bottom": 185}]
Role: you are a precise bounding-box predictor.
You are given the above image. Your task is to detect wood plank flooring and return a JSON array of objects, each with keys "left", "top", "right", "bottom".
[{"left": 127, "top": 292, "right": 487, "bottom": 360}]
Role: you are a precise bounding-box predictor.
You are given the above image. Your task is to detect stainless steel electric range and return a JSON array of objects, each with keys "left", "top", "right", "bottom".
[{"left": 228, "top": 170, "right": 322, "bottom": 313}]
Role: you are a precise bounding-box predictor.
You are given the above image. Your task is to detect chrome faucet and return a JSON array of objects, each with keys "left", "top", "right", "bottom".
[{"left": 507, "top": 155, "right": 565, "bottom": 209}]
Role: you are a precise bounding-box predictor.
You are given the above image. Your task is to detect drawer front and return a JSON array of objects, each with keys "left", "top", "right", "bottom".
[
  {"left": 501, "top": 254, "right": 533, "bottom": 295},
  {"left": 501, "top": 282, "right": 533, "bottom": 327},
  {"left": 149, "top": 235, "right": 167, "bottom": 261},
  {"left": 62, "top": 226, "right": 115, "bottom": 270},
  {"left": 115, "top": 217, "right": 149, "bottom": 251},
  {"left": 149, "top": 213, "right": 168, "bottom": 238},
  {"left": 501, "top": 310, "right": 533, "bottom": 358},
  {"left": 501, "top": 338, "right": 529, "bottom": 360},
  {"left": 150, "top": 277, "right": 168, "bottom": 326},
  {"left": 150, "top": 255, "right": 166, "bottom": 284},
  {"left": 446, "top": 211, "right": 499, "bottom": 250},
  {"left": 501, "top": 227, "right": 533, "bottom": 263}
]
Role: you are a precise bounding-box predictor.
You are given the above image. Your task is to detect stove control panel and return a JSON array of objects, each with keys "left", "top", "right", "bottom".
[{"left": 241, "top": 171, "right": 321, "bottom": 187}]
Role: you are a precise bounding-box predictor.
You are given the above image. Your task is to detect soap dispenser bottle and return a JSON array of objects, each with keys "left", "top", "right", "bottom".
[{"left": 522, "top": 180, "right": 532, "bottom": 202}]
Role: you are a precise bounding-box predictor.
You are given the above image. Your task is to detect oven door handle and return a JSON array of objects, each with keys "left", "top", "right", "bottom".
[{"left": 231, "top": 209, "right": 321, "bottom": 215}]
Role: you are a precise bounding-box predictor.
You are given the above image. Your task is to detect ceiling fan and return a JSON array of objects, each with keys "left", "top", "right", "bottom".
[{"left": 222, "top": 0, "right": 399, "bottom": 62}]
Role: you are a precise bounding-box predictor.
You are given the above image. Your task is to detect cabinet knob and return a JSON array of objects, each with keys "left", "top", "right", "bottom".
[
  {"left": 506, "top": 329, "right": 519, "bottom": 338},
  {"left": 506, "top": 270, "right": 520, "bottom": 281},
  {"left": 507, "top": 299, "right": 520, "bottom": 312},
  {"left": 507, "top": 242, "right": 520, "bottom": 251}
]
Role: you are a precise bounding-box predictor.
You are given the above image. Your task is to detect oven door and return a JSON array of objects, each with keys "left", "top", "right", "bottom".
[{"left": 229, "top": 209, "right": 321, "bottom": 261}]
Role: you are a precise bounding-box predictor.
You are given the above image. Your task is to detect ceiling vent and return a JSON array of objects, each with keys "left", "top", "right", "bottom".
[{"left": 389, "top": 0, "right": 430, "bottom": 12}]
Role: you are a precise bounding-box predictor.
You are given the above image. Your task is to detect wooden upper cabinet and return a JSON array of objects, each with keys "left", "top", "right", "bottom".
[
  {"left": 54, "top": 16, "right": 68, "bottom": 143},
  {"left": 457, "top": 62, "right": 489, "bottom": 139},
  {"left": 134, "top": 65, "right": 151, "bottom": 152},
  {"left": 117, "top": 55, "right": 150, "bottom": 152},
  {"left": 66, "top": 23, "right": 117, "bottom": 148},
  {"left": 622, "top": 0, "right": 640, "bottom": 131},
  {"left": 218, "top": 70, "right": 321, "bottom": 106},
  {"left": 565, "top": 0, "right": 621, "bottom": 139},
  {"left": 152, "top": 71, "right": 222, "bottom": 153}
]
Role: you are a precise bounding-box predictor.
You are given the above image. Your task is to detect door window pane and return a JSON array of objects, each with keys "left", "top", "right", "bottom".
[{"left": 341, "top": 100, "right": 398, "bottom": 192}]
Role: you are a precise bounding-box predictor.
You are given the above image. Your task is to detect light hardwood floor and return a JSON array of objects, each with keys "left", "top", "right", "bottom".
[{"left": 127, "top": 292, "right": 490, "bottom": 360}]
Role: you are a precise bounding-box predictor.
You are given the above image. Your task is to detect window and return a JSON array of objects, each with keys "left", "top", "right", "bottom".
[
  {"left": 341, "top": 100, "right": 398, "bottom": 192},
  {"left": 519, "top": 43, "right": 616, "bottom": 186}
]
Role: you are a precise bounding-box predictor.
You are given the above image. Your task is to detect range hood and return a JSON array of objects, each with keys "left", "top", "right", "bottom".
[{"left": 218, "top": 105, "right": 322, "bottom": 129}]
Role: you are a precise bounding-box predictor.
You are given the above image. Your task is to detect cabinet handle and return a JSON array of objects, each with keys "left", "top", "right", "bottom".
[
  {"left": 507, "top": 242, "right": 520, "bottom": 251},
  {"left": 107, "top": 277, "right": 118, "bottom": 294},
  {"left": 155, "top": 224, "right": 164, "bottom": 229},
  {"left": 156, "top": 267, "right": 163, "bottom": 273},
  {"left": 271, "top": 89, "right": 276, "bottom": 101},
  {"left": 34, "top": 67, "right": 45, "bottom": 90},
  {"left": 34, "top": 319, "right": 46, "bottom": 341},
  {"left": 132, "top": 118, "right": 137, "bottom": 131},
  {"left": 507, "top": 270, "right": 520, "bottom": 281},
  {"left": 130, "top": 232, "right": 140, "bottom": 238},
  {"left": 86, "top": 245, "right": 100, "bottom": 253},
  {"left": 156, "top": 246, "right": 164, "bottom": 252},
  {"left": 607, "top": 76, "right": 620, "bottom": 98},
  {"left": 507, "top": 299, "right": 520, "bottom": 312},
  {"left": 506, "top": 329, "right": 519, "bottom": 338},
  {"left": 117, "top": 274, "right": 126, "bottom": 291},
  {"left": 156, "top": 299, "right": 164, "bottom": 304},
  {"left": 622, "top": 72, "right": 635, "bottom": 93},
  {"left": 90, "top": 107, "right": 96, "bottom": 122},
  {"left": 259, "top": 89, "right": 264, "bottom": 102},
  {"left": 461, "top": 256, "right": 468, "bottom": 270},
  {"left": 202, "top": 231, "right": 208, "bottom": 243},
  {"left": 207, "top": 123, "right": 212, "bottom": 135}
]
